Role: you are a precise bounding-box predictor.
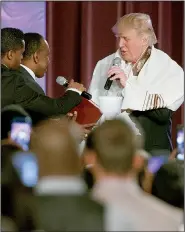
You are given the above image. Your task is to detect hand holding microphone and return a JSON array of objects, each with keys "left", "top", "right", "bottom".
[
  {"left": 56, "top": 76, "right": 92, "bottom": 100},
  {"left": 108, "top": 66, "right": 127, "bottom": 88},
  {"left": 104, "top": 57, "right": 127, "bottom": 90},
  {"left": 68, "top": 79, "right": 86, "bottom": 92}
]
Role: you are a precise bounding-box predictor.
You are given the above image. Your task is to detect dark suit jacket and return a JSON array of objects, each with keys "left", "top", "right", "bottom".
[
  {"left": 131, "top": 108, "right": 173, "bottom": 153},
  {"left": 1, "top": 65, "right": 82, "bottom": 124},
  {"left": 34, "top": 194, "right": 104, "bottom": 231}
]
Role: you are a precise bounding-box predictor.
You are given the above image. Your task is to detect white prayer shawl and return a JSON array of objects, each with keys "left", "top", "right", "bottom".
[
  {"left": 88, "top": 51, "right": 140, "bottom": 134},
  {"left": 88, "top": 47, "right": 184, "bottom": 134},
  {"left": 89, "top": 51, "right": 125, "bottom": 105},
  {"left": 122, "top": 47, "right": 184, "bottom": 112}
]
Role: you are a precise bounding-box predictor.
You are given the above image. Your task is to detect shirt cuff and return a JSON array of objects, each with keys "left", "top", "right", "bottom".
[{"left": 66, "top": 88, "right": 82, "bottom": 95}]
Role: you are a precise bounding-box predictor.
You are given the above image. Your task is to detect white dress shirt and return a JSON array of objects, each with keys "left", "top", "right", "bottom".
[
  {"left": 35, "top": 176, "right": 87, "bottom": 195},
  {"left": 88, "top": 51, "right": 141, "bottom": 135},
  {"left": 20, "top": 64, "right": 81, "bottom": 95},
  {"left": 21, "top": 64, "right": 36, "bottom": 80},
  {"left": 92, "top": 177, "right": 183, "bottom": 231}
]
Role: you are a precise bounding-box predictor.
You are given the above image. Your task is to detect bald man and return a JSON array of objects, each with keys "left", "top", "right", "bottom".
[{"left": 30, "top": 119, "right": 104, "bottom": 231}]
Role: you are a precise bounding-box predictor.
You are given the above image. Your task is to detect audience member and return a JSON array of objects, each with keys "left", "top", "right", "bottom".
[
  {"left": 1, "top": 104, "right": 35, "bottom": 231},
  {"left": 2, "top": 150, "right": 35, "bottom": 231},
  {"left": 30, "top": 119, "right": 104, "bottom": 231},
  {"left": 1, "top": 104, "right": 30, "bottom": 185},
  {"left": 140, "top": 150, "right": 184, "bottom": 209},
  {"left": 1, "top": 104, "right": 30, "bottom": 141},
  {"left": 84, "top": 119, "right": 183, "bottom": 231},
  {"left": 83, "top": 148, "right": 149, "bottom": 191},
  {"left": 152, "top": 160, "right": 184, "bottom": 209}
]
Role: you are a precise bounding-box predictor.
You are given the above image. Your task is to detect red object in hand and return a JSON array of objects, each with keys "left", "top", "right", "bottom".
[{"left": 69, "top": 98, "right": 102, "bottom": 125}]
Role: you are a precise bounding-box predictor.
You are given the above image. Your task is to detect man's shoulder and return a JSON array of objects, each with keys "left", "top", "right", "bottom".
[
  {"left": 18, "top": 65, "right": 29, "bottom": 75},
  {"left": 153, "top": 47, "right": 183, "bottom": 70},
  {"left": 34, "top": 194, "right": 104, "bottom": 230},
  {"left": 36, "top": 193, "right": 103, "bottom": 208},
  {"left": 2, "top": 66, "right": 23, "bottom": 78},
  {"left": 141, "top": 190, "right": 182, "bottom": 220},
  {"left": 1, "top": 69, "right": 19, "bottom": 86},
  {"left": 35, "top": 193, "right": 104, "bottom": 218},
  {"left": 2, "top": 68, "right": 27, "bottom": 92},
  {"left": 123, "top": 190, "right": 182, "bottom": 230},
  {"left": 153, "top": 47, "right": 173, "bottom": 61}
]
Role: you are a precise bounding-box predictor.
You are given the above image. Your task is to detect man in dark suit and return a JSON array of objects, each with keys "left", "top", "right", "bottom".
[
  {"left": 31, "top": 119, "right": 104, "bottom": 231},
  {"left": 130, "top": 109, "right": 173, "bottom": 152},
  {"left": 1, "top": 28, "right": 85, "bottom": 123}
]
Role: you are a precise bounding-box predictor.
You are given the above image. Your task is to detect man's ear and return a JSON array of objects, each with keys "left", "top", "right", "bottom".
[
  {"left": 7, "top": 50, "right": 14, "bottom": 60},
  {"left": 33, "top": 51, "right": 39, "bottom": 64},
  {"left": 83, "top": 149, "right": 96, "bottom": 168},
  {"left": 132, "top": 151, "right": 146, "bottom": 172}
]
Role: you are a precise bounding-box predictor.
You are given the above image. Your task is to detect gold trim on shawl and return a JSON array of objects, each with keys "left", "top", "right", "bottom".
[{"left": 132, "top": 46, "right": 152, "bottom": 76}]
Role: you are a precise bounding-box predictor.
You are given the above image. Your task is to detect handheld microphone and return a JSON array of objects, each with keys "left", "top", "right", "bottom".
[
  {"left": 56, "top": 76, "right": 92, "bottom": 100},
  {"left": 104, "top": 57, "right": 121, "bottom": 90}
]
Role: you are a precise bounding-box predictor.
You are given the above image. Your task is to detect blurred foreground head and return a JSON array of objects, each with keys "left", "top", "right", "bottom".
[
  {"left": 84, "top": 119, "right": 144, "bottom": 180},
  {"left": 30, "top": 119, "right": 82, "bottom": 178},
  {"left": 152, "top": 160, "right": 184, "bottom": 209}
]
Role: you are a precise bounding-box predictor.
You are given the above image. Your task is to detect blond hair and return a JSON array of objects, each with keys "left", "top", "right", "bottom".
[
  {"left": 113, "top": 13, "right": 157, "bottom": 46},
  {"left": 86, "top": 119, "right": 144, "bottom": 174}
]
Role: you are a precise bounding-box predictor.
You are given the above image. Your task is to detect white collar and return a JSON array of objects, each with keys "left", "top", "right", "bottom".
[
  {"left": 2, "top": 63, "right": 9, "bottom": 68},
  {"left": 93, "top": 177, "right": 139, "bottom": 190},
  {"left": 35, "top": 176, "right": 87, "bottom": 195},
  {"left": 92, "top": 177, "right": 140, "bottom": 200},
  {"left": 20, "top": 64, "right": 36, "bottom": 81}
]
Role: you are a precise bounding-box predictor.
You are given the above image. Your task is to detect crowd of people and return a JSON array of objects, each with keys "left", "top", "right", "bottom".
[
  {"left": 1, "top": 12, "right": 184, "bottom": 231},
  {"left": 1, "top": 105, "right": 184, "bottom": 231}
]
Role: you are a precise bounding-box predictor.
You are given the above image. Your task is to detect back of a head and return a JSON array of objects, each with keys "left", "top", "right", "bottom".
[
  {"left": 23, "top": 33, "right": 43, "bottom": 60},
  {"left": 1, "top": 27, "right": 24, "bottom": 58},
  {"left": 1, "top": 104, "right": 30, "bottom": 140},
  {"left": 86, "top": 119, "right": 143, "bottom": 174},
  {"left": 30, "top": 119, "right": 81, "bottom": 177},
  {"left": 152, "top": 160, "right": 184, "bottom": 208}
]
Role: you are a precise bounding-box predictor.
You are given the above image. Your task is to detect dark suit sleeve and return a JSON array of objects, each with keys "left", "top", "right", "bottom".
[
  {"left": 14, "top": 74, "right": 82, "bottom": 116},
  {"left": 131, "top": 108, "right": 173, "bottom": 124}
]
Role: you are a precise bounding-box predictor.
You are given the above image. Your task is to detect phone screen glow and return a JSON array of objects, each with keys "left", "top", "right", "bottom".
[{"left": 11, "top": 122, "right": 31, "bottom": 151}]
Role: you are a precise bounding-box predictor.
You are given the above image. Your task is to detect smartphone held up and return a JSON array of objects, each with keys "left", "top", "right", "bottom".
[{"left": 10, "top": 116, "right": 32, "bottom": 151}]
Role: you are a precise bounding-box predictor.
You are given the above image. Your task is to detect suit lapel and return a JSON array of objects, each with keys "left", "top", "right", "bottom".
[{"left": 19, "top": 66, "right": 45, "bottom": 95}]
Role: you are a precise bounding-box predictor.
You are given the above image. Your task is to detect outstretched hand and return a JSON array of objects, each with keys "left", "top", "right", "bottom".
[
  {"left": 67, "top": 111, "right": 78, "bottom": 121},
  {"left": 68, "top": 79, "right": 86, "bottom": 92}
]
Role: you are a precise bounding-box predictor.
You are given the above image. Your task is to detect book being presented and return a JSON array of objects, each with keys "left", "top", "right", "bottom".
[{"left": 69, "top": 98, "right": 102, "bottom": 125}]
